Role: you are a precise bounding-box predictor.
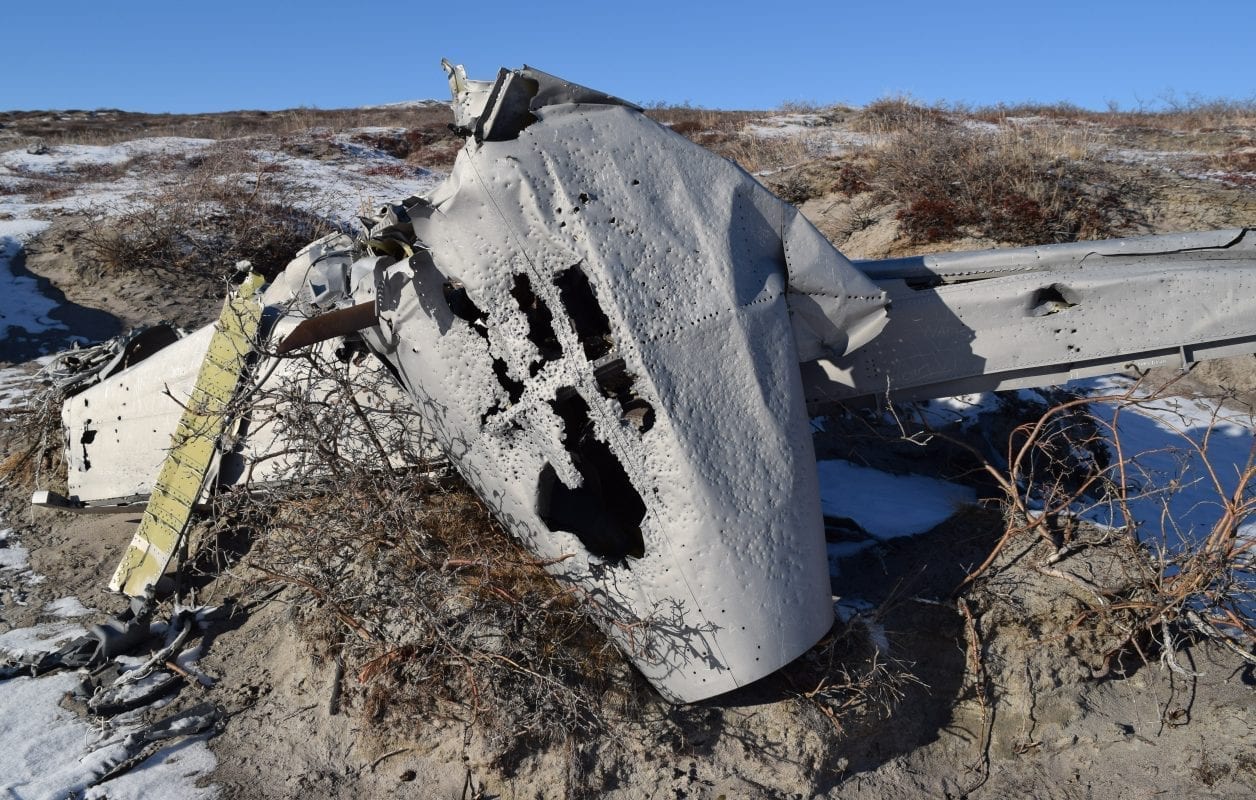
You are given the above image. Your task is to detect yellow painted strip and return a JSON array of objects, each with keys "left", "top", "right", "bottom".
[{"left": 110, "top": 273, "right": 266, "bottom": 597}]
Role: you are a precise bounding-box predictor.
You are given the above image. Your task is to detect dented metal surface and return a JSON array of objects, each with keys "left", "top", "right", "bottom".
[
  {"left": 51, "top": 62, "right": 1256, "bottom": 703},
  {"left": 806, "top": 229, "right": 1256, "bottom": 405},
  {"left": 342, "top": 65, "right": 889, "bottom": 703}
]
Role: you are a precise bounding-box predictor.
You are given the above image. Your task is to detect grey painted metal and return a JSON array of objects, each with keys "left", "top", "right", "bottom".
[
  {"left": 853, "top": 229, "right": 1249, "bottom": 283},
  {"left": 342, "top": 66, "right": 887, "bottom": 703},
  {"left": 806, "top": 229, "right": 1256, "bottom": 406}
]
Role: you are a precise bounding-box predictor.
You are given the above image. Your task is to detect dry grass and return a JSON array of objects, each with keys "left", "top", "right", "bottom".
[
  {"left": 0, "top": 105, "right": 455, "bottom": 148},
  {"left": 866, "top": 117, "right": 1142, "bottom": 244},
  {"left": 643, "top": 104, "right": 763, "bottom": 136},
  {"left": 644, "top": 105, "right": 821, "bottom": 175},
  {"left": 967, "top": 97, "right": 1256, "bottom": 132},
  {"left": 79, "top": 142, "right": 336, "bottom": 291},
  {"left": 718, "top": 134, "right": 819, "bottom": 175}
]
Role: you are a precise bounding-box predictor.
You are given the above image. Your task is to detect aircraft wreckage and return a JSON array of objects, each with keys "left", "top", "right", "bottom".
[{"left": 33, "top": 63, "right": 1256, "bottom": 703}]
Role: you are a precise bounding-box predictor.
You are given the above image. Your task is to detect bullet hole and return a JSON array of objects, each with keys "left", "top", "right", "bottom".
[
  {"left": 594, "top": 358, "right": 655, "bottom": 433},
  {"left": 1029, "top": 284, "right": 1079, "bottom": 316},
  {"left": 80, "top": 425, "right": 96, "bottom": 470},
  {"left": 443, "top": 280, "right": 524, "bottom": 424}
]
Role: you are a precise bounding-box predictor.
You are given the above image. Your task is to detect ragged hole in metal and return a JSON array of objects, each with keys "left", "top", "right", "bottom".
[
  {"left": 554, "top": 265, "right": 614, "bottom": 360},
  {"left": 538, "top": 389, "right": 646, "bottom": 563},
  {"left": 510, "top": 273, "right": 563, "bottom": 372}
]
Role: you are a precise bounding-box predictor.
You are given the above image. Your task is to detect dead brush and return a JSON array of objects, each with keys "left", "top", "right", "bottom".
[
  {"left": 79, "top": 142, "right": 336, "bottom": 294},
  {"left": 958, "top": 378, "right": 1256, "bottom": 677},
  {"left": 349, "top": 126, "right": 464, "bottom": 170},
  {"left": 854, "top": 95, "right": 951, "bottom": 135},
  {"left": 189, "top": 327, "right": 920, "bottom": 764},
  {"left": 0, "top": 104, "right": 457, "bottom": 148},
  {"left": 867, "top": 116, "right": 1142, "bottom": 244},
  {"left": 781, "top": 611, "right": 922, "bottom": 735},
  {"left": 0, "top": 382, "right": 68, "bottom": 494},
  {"left": 202, "top": 341, "right": 638, "bottom": 758}
]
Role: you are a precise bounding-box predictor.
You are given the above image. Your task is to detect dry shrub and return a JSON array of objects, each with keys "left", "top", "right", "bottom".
[
  {"left": 717, "top": 133, "right": 818, "bottom": 175},
  {"left": 350, "top": 125, "right": 464, "bottom": 169},
  {"left": 0, "top": 104, "right": 456, "bottom": 148},
  {"left": 965, "top": 97, "right": 1256, "bottom": 132},
  {"left": 961, "top": 381, "right": 1256, "bottom": 676},
  {"left": 854, "top": 95, "right": 950, "bottom": 134},
  {"left": 80, "top": 143, "right": 335, "bottom": 293},
  {"left": 766, "top": 157, "right": 874, "bottom": 206},
  {"left": 0, "top": 384, "right": 67, "bottom": 494},
  {"left": 644, "top": 105, "right": 825, "bottom": 174},
  {"left": 1192, "top": 149, "right": 1256, "bottom": 175},
  {"left": 362, "top": 163, "right": 416, "bottom": 178},
  {"left": 869, "top": 118, "right": 1140, "bottom": 244},
  {"left": 206, "top": 344, "right": 637, "bottom": 759},
  {"left": 643, "top": 105, "right": 762, "bottom": 137},
  {"left": 190, "top": 313, "right": 917, "bottom": 765},
  {"left": 965, "top": 101, "right": 1094, "bottom": 126},
  {"left": 781, "top": 614, "right": 921, "bottom": 735}
]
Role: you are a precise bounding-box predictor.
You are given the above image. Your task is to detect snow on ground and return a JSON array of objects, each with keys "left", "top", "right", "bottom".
[
  {"left": 359, "top": 99, "right": 445, "bottom": 110},
  {"left": 0, "top": 510, "right": 219, "bottom": 800},
  {"left": 0, "top": 671, "right": 219, "bottom": 800},
  {"left": 913, "top": 379, "right": 1256, "bottom": 553},
  {"left": 0, "top": 219, "right": 61, "bottom": 343},
  {"left": 0, "top": 132, "right": 445, "bottom": 231},
  {"left": 0, "top": 528, "right": 29, "bottom": 572},
  {"left": 45, "top": 596, "right": 92, "bottom": 618},
  {"left": 0, "top": 355, "right": 54, "bottom": 415},
  {"left": 744, "top": 115, "right": 878, "bottom": 159},
  {"left": 250, "top": 142, "right": 444, "bottom": 224},
  {"left": 0, "top": 622, "right": 87, "bottom": 657},
  {"left": 817, "top": 459, "right": 976, "bottom": 541},
  {"left": 915, "top": 392, "right": 1005, "bottom": 428},
  {"left": 0, "top": 137, "right": 214, "bottom": 175},
  {"left": 1078, "top": 376, "right": 1255, "bottom": 547}
]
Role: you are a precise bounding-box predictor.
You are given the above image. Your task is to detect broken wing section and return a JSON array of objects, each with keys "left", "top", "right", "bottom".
[
  {"left": 58, "top": 234, "right": 435, "bottom": 511},
  {"left": 805, "top": 229, "right": 1256, "bottom": 406}
]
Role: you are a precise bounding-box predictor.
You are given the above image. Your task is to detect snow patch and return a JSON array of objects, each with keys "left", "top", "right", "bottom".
[
  {"left": 45, "top": 596, "right": 92, "bottom": 618},
  {"left": 81, "top": 737, "right": 220, "bottom": 800},
  {"left": 0, "top": 622, "right": 86, "bottom": 657},
  {"left": 817, "top": 459, "right": 976, "bottom": 540},
  {"left": 0, "top": 532, "right": 30, "bottom": 572},
  {"left": 1, "top": 219, "right": 64, "bottom": 343},
  {"left": 0, "top": 137, "right": 213, "bottom": 176},
  {"left": 1078, "top": 376, "right": 1255, "bottom": 548},
  {"left": 0, "top": 672, "right": 218, "bottom": 800}
]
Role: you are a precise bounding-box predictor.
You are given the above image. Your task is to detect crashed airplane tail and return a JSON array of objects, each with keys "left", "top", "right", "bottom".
[{"left": 42, "top": 63, "right": 1256, "bottom": 704}]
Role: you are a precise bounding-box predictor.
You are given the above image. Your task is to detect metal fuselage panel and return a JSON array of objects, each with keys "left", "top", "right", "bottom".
[{"left": 358, "top": 102, "right": 879, "bottom": 701}]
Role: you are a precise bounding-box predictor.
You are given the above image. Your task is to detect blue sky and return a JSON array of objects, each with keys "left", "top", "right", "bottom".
[{"left": 1, "top": 1, "right": 1251, "bottom": 112}]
